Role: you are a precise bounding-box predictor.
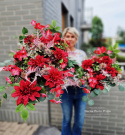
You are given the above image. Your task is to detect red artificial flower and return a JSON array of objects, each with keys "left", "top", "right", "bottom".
[
  {"left": 40, "top": 30, "right": 53, "bottom": 43},
  {"left": 95, "top": 46, "right": 106, "bottom": 54},
  {"left": 43, "top": 67, "right": 64, "bottom": 88},
  {"left": 50, "top": 86, "right": 64, "bottom": 97},
  {"left": 82, "top": 59, "right": 94, "bottom": 70},
  {"left": 88, "top": 77, "right": 97, "bottom": 88},
  {"left": 12, "top": 80, "right": 41, "bottom": 106},
  {"left": 53, "top": 33, "right": 61, "bottom": 43},
  {"left": 83, "top": 88, "right": 90, "bottom": 93},
  {"left": 34, "top": 23, "right": 45, "bottom": 30},
  {"left": 53, "top": 47, "right": 68, "bottom": 63},
  {"left": 24, "top": 35, "right": 35, "bottom": 47},
  {"left": 95, "top": 74, "right": 106, "bottom": 90},
  {"left": 28, "top": 55, "right": 49, "bottom": 68},
  {"left": 106, "top": 64, "right": 118, "bottom": 77},
  {"left": 100, "top": 56, "right": 113, "bottom": 64},
  {"left": 14, "top": 47, "right": 27, "bottom": 62},
  {"left": 50, "top": 99, "right": 62, "bottom": 104}
]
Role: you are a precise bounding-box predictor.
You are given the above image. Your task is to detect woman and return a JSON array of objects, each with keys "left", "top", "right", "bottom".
[{"left": 60, "top": 27, "right": 87, "bottom": 135}]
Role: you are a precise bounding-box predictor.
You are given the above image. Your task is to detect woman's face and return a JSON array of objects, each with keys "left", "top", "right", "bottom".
[{"left": 64, "top": 32, "right": 78, "bottom": 48}]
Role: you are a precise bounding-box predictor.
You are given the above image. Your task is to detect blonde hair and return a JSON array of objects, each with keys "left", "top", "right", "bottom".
[{"left": 62, "top": 27, "right": 79, "bottom": 39}]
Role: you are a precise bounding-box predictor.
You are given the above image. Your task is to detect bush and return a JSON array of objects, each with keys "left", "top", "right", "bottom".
[{"left": 116, "top": 55, "right": 125, "bottom": 62}]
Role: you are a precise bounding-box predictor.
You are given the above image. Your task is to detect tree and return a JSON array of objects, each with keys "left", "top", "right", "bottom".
[
  {"left": 91, "top": 16, "right": 104, "bottom": 39},
  {"left": 117, "top": 27, "right": 125, "bottom": 43},
  {"left": 89, "top": 16, "right": 106, "bottom": 47}
]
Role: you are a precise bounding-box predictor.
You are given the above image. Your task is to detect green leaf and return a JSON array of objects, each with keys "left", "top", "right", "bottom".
[
  {"left": 3, "top": 93, "right": 7, "bottom": 99},
  {"left": 11, "top": 89, "right": 16, "bottom": 94},
  {"left": 9, "top": 52, "right": 15, "bottom": 57},
  {"left": 13, "top": 83, "right": 20, "bottom": 86},
  {"left": 16, "top": 104, "right": 24, "bottom": 113},
  {"left": 109, "top": 45, "right": 113, "bottom": 51},
  {"left": 55, "top": 26, "right": 61, "bottom": 31},
  {"left": 102, "top": 88, "right": 109, "bottom": 94},
  {"left": 0, "top": 86, "right": 5, "bottom": 92},
  {"left": 110, "top": 53, "right": 116, "bottom": 58},
  {"left": 113, "top": 49, "right": 120, "bottom": 53},
  {"left": 21, "top": 108, "right": 29, "bottom": 121},
  {"left": 118, "top": 85, "right": 125, "bottom": 91},
  {"left": 49, "top": 24, "right": 54, "bottom": 29},
  {"left": 90, "top": 91, "right": 97, "bottom": 97},
  {"left": 113, "top": 43, "right": 119, "bottom": 49},
  {"left": 47, "top": 93, "right": 54, "bottom": 100},
  {"left": 59, "top": 59, "right": 63, "bottom": 63},
  {"left": 26, "top": 103, "right": 35, "bottom": 111},
  {"left": 38, "top": 96, "right": 46, "bottom": 102},
  {"left": 88, "top": 99, "right": 94, "bottom": 106},
  {"left": 22, "top": 27, "right": 28, "bottom": 34},
  {"left": 82, "top": 96, "right": 89, "bottom": 102},
  {"left": 52, "top": 20, "right": 57, "bottom": 27},
  {"left": 94, "top": 89, "right": 102, "bottom": 95},
  {"left": 29, "top": 100, "right": 37, "bottom": 104}
]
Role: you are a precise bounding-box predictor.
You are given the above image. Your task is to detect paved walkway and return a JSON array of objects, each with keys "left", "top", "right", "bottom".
[{"left": 0, "top": 121, "right": 39, "bottom": 135}]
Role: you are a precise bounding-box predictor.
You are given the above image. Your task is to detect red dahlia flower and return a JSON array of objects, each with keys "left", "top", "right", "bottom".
[
  {"left": 95, "top": 46, "right": 106, "bottom": 54},
  {"left": 28, "top": 55, "right": 49, "bottom": 68},
  {"left": 43, "top": 67, "right": 64, "bottom": 88},
  {"left": 82, "top": 59, "right": 94, "bottom": 70},
  {"left": 53, "top": 47, "right": 68, "bottom": 61},
  {"left": 12, "top": 80, "right": 41, "bottom": 106},
  {"left": 14, "top": 47, "right": 27, "bottom": 62}
]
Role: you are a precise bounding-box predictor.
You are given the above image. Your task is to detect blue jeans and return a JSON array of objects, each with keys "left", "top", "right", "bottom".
[{"left": 60, "top": 85, "right": 87, "bottom": 135}]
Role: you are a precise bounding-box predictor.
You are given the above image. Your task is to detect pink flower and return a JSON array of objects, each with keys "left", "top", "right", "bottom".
[
  {"left": 11, "top": 69, "right": 20, "bottom": 76},
  {"left": 61, "top": 63, "right": 67, "bottom": 69},
  {"left": 50, "top": 99, "right": 62, "bottom": 104},
  {"left": 31, "top": 20, "right": 36, "bottom": 26},
  {"left": 107, "top": 50, "right": 112, "bottom": 54},
  {"left": 70, "top": 68, "right": 75, "bottom": 72},
  {"left": 80, "top": 79, "right": 85, "bottom": 85},
  {"left": 41, "top": 93, "right": 47, "bottom": 98},
  {"left": 5, "top": 76, "right": 12, "bottom": 84},
  {"left": 83, "top": 88, "right": 90, "bottom": 93}
]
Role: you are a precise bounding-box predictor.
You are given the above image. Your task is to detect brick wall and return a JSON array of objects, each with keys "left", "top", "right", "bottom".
[{"left": 0, "top": 0, "right": 49, "bottom": 126}]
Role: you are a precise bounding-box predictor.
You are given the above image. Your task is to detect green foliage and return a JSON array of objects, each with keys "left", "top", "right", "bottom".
[
  {"left": 59, "top": 59, "right": 63, "bottom": 63},
  {"left": 0, "top": 86, "right": 5, "bottom": 92},
  {"left": 112, "top": 64, "right": 122, "bottom": 71},
  {"left": 118, "top": 85, "right": 125, "bottom": 91},
  {"left": 117, "top": 27, "right": 125, "bottom": 43},
  {"left": 16, "top": 104, "right": 25, "bottom": 113},
  {"left": 47, "top": 93, "right": 54, "bottom": 100},
  {"left": 88, "top": 99, "right": 94, "bottom": 106},
  {"left": 3, "top": 93, "right": 7, "bottom": 99},
  {"left": 93, "top": 89, "right": 102, "bottom": 95},
  {"left": 21, "top": 108, "right": 29, "bottom": 121},
  {"left": 26, "top": 103, "right": 35, "bottom": 111},
  {"left": 90, "top": 91, "right": 97, "bottom": 97},
  {"left": 11, "top": 89, "right": 16, "bottom": 94},
  {"left": 82, "top": 96, "right": 89, "bottom": 102},
  {"left": 116, "top": 55, "right": 125, "bottom": 62},
  {"left": 91, "top": 16, "right": 104, "bottom": 40},
  {"left": 102, "top": 88, "right": 109, "bottom": 94},
  {"left": 52, "top": 20, "right": 57, "bottom": 27},
  {"left": 22, "top": 27, "right": 28, "bottom": 34}
]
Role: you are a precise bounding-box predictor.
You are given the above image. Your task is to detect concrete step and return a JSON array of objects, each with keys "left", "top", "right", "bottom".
[{"left": 33, "top": 126, "right": 61, "bottom": 135}]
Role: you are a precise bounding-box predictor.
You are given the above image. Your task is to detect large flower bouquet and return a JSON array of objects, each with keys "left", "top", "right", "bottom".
[
  {"left": 0, "top": 20, "right": 124, "bottom": 121},
  {"left": 0, "top": 20, "right": 82, "bottom": 121},
  {"left": 81, "top": 46, "right": 125, "bottom": 105}
]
